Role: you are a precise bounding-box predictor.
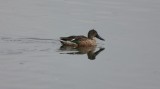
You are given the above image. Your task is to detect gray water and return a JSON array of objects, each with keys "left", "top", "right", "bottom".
[{"left": 0, "top": 0, "right": 160, "bottom": 89}]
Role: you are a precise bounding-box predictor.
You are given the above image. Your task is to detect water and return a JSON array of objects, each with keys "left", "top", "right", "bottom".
[{"left": 0, "top": 0, "right": 160, "bottom": 89}]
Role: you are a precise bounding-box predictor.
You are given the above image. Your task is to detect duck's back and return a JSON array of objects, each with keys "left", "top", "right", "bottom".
[{"left": 60, "top": 35, "right": 96, "bottom": 47}]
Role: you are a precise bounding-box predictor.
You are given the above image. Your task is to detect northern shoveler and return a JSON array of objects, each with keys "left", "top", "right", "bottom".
[{"left": 60, "top": 29, "right": 105, "bottom": 47}]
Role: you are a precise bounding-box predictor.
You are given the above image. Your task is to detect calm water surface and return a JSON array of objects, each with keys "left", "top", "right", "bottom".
[{"left": 0, "top": 0, "right": 160, "bottom": 89}]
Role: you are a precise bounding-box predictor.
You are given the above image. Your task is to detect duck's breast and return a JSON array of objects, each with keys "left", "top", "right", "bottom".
[{"left": 78, "top": 39, "right": 96, "bottom": 46}]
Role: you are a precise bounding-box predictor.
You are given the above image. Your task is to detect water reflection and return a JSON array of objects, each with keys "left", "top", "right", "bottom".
[{"left": 59, "top": 46, "right": 105, "bottom": 60}]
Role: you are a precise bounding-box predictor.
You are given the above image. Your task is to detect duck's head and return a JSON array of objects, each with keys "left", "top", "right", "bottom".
[{"left": 88, "top": 29, "right": 105, "bottom": 41}]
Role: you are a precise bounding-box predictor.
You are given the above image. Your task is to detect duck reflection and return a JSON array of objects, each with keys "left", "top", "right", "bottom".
[{"left": 59, "top": 46, "right": 105, "bottom": 60}]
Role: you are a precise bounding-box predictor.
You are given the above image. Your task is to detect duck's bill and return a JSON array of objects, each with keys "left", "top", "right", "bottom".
[{"left": 96, "top": 34, "right": 105, "bottom": 41}]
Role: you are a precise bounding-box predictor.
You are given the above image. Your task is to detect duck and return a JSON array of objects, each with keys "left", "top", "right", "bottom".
[{"left": 60, "top": 29, "right": 104, "bottom": 47}]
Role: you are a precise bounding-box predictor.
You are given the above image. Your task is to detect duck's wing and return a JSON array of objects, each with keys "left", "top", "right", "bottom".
[
  {"left": 60, "top": 35, "right": 87, "bottom": 41},
  {"left": 60, "top": 36, "right": 88, "bottom": 45},
  {"left": 60, "top": 36, "right": 76, "bottom": 41}
]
